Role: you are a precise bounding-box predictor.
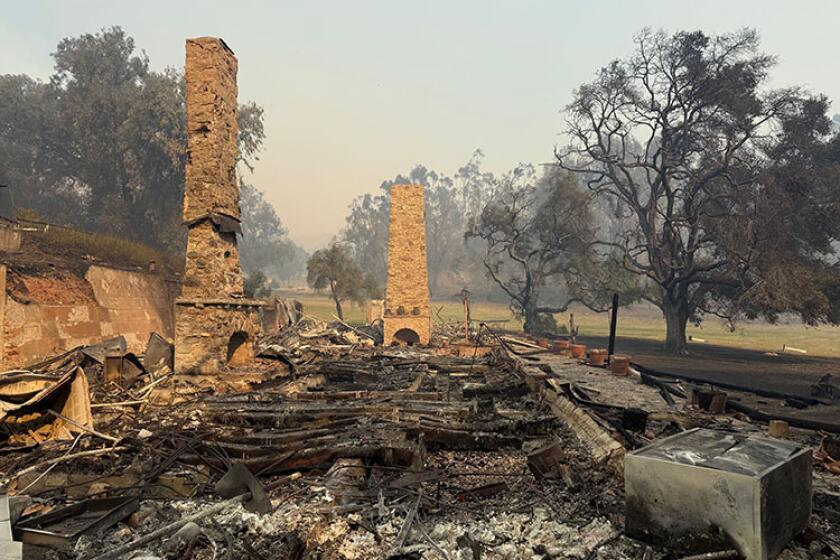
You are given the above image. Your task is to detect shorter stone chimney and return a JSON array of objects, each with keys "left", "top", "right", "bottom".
[{"left": 383, "top": 184, "right": 431, "bottom": 345}]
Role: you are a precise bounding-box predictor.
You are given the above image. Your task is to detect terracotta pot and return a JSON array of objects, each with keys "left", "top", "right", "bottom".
[
  {"left": 569, "top": 344, "right": 587, "bottom": 360},
  {"left": 589, "top": 348, "right": 608, "bottom": 367},
  {"left": 611, "top": 355, "right": 631, "bottom": 376},
  {"left": 693, "top": 389, "right": 727, "bottom": 414},
  {"left": 553, "top": 340, "right": 571, "bottom": 356},
  {"left": 768, "top": 420, "right": 789, "bottom": 439},
  {"left": 537, "top": 337, "right": 551, "bottom": 349}
]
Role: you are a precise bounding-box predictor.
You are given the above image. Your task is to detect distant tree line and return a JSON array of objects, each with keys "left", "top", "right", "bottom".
[
  {"left": 334, "top": 153, "right": 627, "bottom": 333},
  {"left": 0, "top": 27, "right": 305, "bottom": 281},
  {"left": 336, "top": 28, "right": 840, "bottom": 351}
]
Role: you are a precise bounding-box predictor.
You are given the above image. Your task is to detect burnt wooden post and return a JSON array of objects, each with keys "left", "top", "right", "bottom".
[
  {"left": 608, "top": 293, "right": 619, "bottom": 358},
  {"left": 461, "top": 288, "right": 471, "bottom": 342}
]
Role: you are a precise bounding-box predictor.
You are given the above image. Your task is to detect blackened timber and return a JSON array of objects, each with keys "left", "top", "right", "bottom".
[
  {"left": 179, "top": 442, "right": 417, "bottom": 475},
  {"left": 204, "top": 400, "right": 475, "bottom": 420},
  {"left": 211, "top": 390, "right": 450, "bottom": 402},
  {"left": 410, "top": 426, "right": 522, "bottom": 450}
]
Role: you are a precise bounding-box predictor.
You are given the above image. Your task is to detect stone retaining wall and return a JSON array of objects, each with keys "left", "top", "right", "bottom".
[{"left": 1, "top": 265, "right": 175, "bottom": 368}]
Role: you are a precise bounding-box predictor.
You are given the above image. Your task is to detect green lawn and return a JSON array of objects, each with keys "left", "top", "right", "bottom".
[
  {"left": 566, "top": 305, "right": 840, "bottom": 358},
  {"left": 273, "top": 290, "right": 840, "bottom": 358}
]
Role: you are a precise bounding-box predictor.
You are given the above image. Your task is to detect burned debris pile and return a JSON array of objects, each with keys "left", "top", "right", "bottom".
[
  {"left": 256, "top": 316, "right": 382, "bottom": 366},
  {"left": 0, "top": 331, "right": 837, "bottom": 559},
  {"left": 0, "top": 341, "right": 626, "bottom": 559}
]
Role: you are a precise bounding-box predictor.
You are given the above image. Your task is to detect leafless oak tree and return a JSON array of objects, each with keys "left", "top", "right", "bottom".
[
  {"left": 466, "top": 166, "right": 605, "bottom": 334},
  {"left": 556, "top": 28, "right": 810, "bottom": 353}
]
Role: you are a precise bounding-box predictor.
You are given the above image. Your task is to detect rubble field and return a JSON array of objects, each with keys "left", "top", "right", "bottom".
[{"left": 0, "top": 321, "right": 837, "bottom": 559}]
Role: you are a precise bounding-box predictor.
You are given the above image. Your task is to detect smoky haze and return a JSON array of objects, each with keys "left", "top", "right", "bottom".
[{"left": 3, "top": 0, "right": 840, "bottom": 251}]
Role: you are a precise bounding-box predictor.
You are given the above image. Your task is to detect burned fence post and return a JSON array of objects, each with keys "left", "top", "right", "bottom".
[{"left": 608, "top": 293, "right": 619, "bottom": 359}]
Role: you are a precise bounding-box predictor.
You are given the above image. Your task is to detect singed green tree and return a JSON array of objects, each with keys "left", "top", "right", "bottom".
[
  {"left": 307, "top": 244, "right": 378, "bottom": 321},
  {"left": 1, "top": 27, "right": 263, "bottom": 253}
]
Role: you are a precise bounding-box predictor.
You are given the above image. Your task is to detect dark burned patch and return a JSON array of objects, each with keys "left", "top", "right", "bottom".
[
  {"left": 625, "top": 492, "right": 737, "bottom": 556},
  {"left": 241, "top": 531, "right": 306, "bottom": 559}
]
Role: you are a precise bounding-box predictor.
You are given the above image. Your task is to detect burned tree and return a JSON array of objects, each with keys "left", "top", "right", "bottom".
[
  {"left": 556, "top": 28, "right": 827, "bottom": 353},
  {"left": 727, "top": 97, "right": 840, "bottom": 325},
  {"left": 466, "top": 167, "right": 599, "bottom": 334},
  {"left": 0, "top": 27, "right": 269, "bottom": 254}
]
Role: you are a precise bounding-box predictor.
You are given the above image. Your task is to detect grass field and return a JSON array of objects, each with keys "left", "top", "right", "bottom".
[{"left": 273, "top": 290, "right": 840, "bottom": 358}]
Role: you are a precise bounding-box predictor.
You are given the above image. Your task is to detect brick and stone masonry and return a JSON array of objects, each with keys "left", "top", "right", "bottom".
[
  {"left": 175, "top": 37, "right": 264, "bottom": 373},
  {"left": 383, "top": 185, "right": 432, "bottom": 345}
]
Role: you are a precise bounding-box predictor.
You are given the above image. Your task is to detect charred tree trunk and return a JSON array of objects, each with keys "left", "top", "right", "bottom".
[
  {"left": 522, "top": 303, "right": 539, "bottom": 335},
  {"left": 662, "top": 300, "right": 688, "bottom": 355},
  {"left": 428, "top": 269, "right": 439, "bottom": 299}
]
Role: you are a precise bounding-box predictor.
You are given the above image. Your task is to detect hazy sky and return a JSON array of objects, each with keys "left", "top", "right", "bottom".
[{"left": 3, "top": 1, "right": 839, "bottom": 250}]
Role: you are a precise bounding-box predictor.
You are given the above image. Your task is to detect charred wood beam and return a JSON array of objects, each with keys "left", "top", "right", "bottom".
[
  {"left": 179, "top": 443, "right": 417, "bottom": 475},
  {"left": 407, "top": 424, "right": 524, "bottom": 451}
]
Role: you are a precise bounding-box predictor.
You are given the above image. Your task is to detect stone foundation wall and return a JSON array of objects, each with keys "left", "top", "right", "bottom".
[
  {"left": 1, "top": 265, "right": 175, "bottom": 368},
  {"left": 384, "top": 185, "right": 431, "bottom": 345}
]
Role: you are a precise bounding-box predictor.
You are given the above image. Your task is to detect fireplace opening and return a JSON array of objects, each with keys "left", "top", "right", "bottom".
[
  {"left": 226, "top": 331, "right": 251, "bottom": 365},
  {"left": 392, "top": 328, "right": 420, "bottom": 346}
]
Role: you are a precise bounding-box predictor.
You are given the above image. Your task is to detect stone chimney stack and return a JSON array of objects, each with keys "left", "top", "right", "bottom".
[
  {"left": 181, "top": 37, "right": 243, "bottom": 298},
  {"left": 383, "top": 184, "right": 431, "bottom": 345},
  {"left": 174, "top": 37, "right": 263, "bottom": 373}
]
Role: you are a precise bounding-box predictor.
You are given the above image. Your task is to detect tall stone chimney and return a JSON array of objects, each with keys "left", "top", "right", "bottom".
[
  {"left": 383, "top": 184, "right": 431, "bottom": 345},
  {"left": 174, "top": 37, "right": 264, "bottom": 373},
  {"left": 181, "top": 37, "right": 243, "bottom": 298}
]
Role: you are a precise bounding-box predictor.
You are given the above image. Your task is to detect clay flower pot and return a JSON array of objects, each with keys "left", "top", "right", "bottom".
[
  {"left": 589, "top": 348, "right": 608, "bottom": 367},
  {"left": 553, "top": 340, "right": 571, "bottom": 356},
  {"left": 537, "top": 337, "right": 551, "bottom": 349},
  {"left": 569, "top": 344, "right": 587, "bottom": 360},
  {"left": 611, "top": 355, "right": 631, "bottom": 376}
]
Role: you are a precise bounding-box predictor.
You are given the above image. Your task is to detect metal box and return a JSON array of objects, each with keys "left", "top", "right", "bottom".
[{"left": 625, "top": 428, "right": 811, "bottom": 560}]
